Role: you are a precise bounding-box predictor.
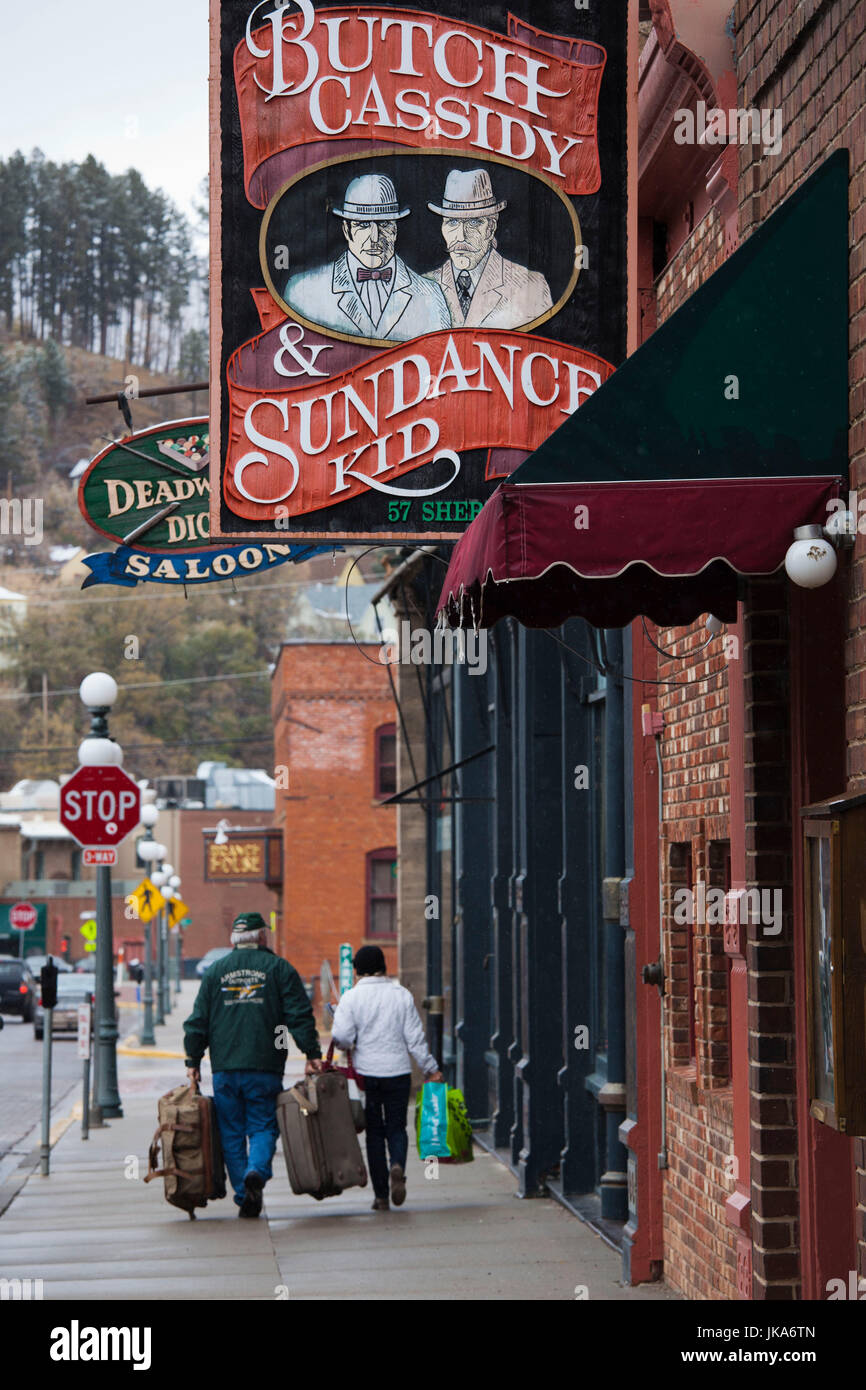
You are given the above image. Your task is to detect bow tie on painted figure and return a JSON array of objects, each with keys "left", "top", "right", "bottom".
[{"left": 357, "top": 267, "right": 393, "bottom": 282}]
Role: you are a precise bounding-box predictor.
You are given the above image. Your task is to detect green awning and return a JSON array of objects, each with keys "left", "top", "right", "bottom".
[
  {"left": 438, "top": 153, "right": 849, "bottom": 629},
  {"left": 513, "top": 150, "right": 849, "bottom": 486}
]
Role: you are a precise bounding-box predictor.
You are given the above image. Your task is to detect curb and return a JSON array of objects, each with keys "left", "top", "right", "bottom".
[
  {"left": 118, "top": 1030, "right": 185, "bottom": 1058},
  {"left": 117, "top": 1043, "right": 186, "bottom": 1058},
  {"left": 116, "top": 1039, "right": 186, "bottom": 1056}
]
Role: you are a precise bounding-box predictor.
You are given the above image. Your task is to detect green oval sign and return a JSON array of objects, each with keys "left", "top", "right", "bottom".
[{"left": 79, "top": 419, "right": 211, "bottom": 552}]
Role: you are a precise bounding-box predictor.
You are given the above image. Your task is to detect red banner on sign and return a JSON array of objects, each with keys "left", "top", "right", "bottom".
[
  {"left": 223, "top": 315, "right": 613, "bottom": 520},
  {"left": 235, "top": 6, "right": 605, "bottom": 208}
]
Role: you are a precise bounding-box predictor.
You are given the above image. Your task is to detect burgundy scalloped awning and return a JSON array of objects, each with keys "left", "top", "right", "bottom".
[{"left": 436, "top": 476, "right": 842, "bottom": 630}]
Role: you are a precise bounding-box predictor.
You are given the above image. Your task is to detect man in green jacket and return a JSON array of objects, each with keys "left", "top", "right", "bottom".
[{"left": 184, "top": 912, "right": 322, "bottom": 1217}]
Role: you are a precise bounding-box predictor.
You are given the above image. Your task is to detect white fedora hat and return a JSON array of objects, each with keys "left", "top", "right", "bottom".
[
  {"left": 428, "top": 167, "right": 507, "bottom": 217},
  {"left": 333, "top": 173, "right": 409, "bottom": 221}
]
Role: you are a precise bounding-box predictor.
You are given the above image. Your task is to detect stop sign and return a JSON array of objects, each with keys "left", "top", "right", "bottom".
[
  {"left": 59, "top": 765, "right": 141, "bottom": 848},
  {"left": 10, "top": 901, "right": 37, "bottom": 931}
]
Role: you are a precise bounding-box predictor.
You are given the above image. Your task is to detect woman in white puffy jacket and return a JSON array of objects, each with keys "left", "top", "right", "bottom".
[{"left": 331, "top": 945, "right": 443, "bottom": 1211}]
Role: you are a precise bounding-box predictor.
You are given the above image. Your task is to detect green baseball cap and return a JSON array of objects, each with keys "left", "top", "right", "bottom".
[{"left": 232, "top": 912, "right": 267, "bottom": 932}]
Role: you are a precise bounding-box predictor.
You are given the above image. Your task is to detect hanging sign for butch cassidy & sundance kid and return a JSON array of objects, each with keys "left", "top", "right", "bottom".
[{"left": 210, "top": 1, "right": 630, "bottom": 542}]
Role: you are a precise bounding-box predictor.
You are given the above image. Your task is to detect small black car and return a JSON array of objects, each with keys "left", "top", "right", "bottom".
[{"left": 0, "top": 957, "right": 37, "bottom": 1021}]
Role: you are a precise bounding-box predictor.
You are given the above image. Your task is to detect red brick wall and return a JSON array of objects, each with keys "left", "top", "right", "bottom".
[
  {"left": 640, "top": 0, "right": 866, "bottom": 1299},
  {"left": 653, "top": 621, "right": 738, "bottom": 1300},
  {"left": 735, "top": 0, "right": 866, "bottom": 1291},
  {"left": 270, "top": 643, "right": 396, "bottom": 986},
  {"left": 656, "top": 207, "right": 727, "bottom": 327}
]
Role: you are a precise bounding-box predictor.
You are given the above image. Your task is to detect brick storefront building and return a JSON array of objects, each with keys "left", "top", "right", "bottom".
[
  {"left": 633, "top": 0, "right": 866, "bottom": 1300},
  {"left": 414, "top": 0, "right": 864, "bottom": 1301},
  {"left": 270, "top": 642, "right": 397, "bottom": 990}
]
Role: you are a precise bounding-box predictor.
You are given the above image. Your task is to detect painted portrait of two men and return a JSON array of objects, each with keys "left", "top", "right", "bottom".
[{"left": 283, "top": 167, "right": 554, "bottom": 343}]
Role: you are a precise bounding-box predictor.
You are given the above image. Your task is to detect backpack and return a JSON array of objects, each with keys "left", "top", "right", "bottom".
[{"left": 144, "top": 1082, "right": 226, "bottom": 1218}]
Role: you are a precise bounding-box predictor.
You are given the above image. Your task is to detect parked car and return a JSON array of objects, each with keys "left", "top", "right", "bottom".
[
  {"left": 0, "top": 959, "right": 37, "bottom": 1022},
  {"left": 33, "top": 972, "right": 105, "bottom": 1041},
  {"left": 24, "top": 954, "right": 74, "bottom": 976},
  {"left": 74, "top": 957, "right": 97, "bottom": 972},
  {"left": 195, "top": 947, "right": 232, "bottom": 977}
]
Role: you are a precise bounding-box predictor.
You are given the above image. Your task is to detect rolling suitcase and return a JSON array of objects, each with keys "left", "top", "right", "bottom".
[
  {"left": 277, "top": 1071, "right": 368, "bottom": 1200},
  {"left": 144, "top": 1081, "right": 226, "bottom": 1218}
]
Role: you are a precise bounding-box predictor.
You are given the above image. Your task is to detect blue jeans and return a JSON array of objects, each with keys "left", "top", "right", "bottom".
[
  {"left": 364, "top": 1074, "right": 411, "bottom": 1200},
  {"left": 212, "top": 1070, "right": 283, "bottom": 1205}
]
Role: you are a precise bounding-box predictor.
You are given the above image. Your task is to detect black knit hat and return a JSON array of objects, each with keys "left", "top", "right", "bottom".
[{"left": 353, "top": 945, "right": 386, "bottom": 976}]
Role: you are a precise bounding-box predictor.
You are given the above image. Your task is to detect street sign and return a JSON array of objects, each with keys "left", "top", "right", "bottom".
[
  {"left": 127, "top": 879, "right": 165, "bottom": 924},
  {"left": 60, "top": 765, "right": 141, "bottom": 848},
  {"left": 166, "top": 897, "right": 190, "bottom": 929},
  {"left": 10, "top": 901, "right": 37, "bottom": 932},
  {"left": 339, "top": 943, "right": 353, "bottom": 995},
  {"left": 83, "top": 847, "right": 117, "bottom": 867},
  {"left": 77, "top": 1003, "right": 91, "bottom": 1060},
  {"left": 78, "top": 420, "right": 210, "bottom": 553},
  {"left": 80, "top": 919, "right": 97, "bottom": 954}
]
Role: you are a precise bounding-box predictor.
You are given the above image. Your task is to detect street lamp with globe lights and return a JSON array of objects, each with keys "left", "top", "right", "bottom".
[
  {"left": 168, "top": 876, "right": 183, "bottom": 996},
  {"left": 136, "top": 831, "right": 162, "bottom": 1047},
  {"left": 78, "top": 673, "right": 123, "bottom": 1123},
  {"left": 159, "top": 869, "right": 175, "bottom": 1015},
  {"left": 145, "top": 843, "right": 169, "bottom": 1027}
]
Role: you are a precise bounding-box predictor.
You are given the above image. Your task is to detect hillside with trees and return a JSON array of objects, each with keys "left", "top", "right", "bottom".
[
  {"left": 0, "top": 151, "right": 392, "bottom": 791},
  {"left": 0, "top": 151, "right": 204, "bottom": 369}
]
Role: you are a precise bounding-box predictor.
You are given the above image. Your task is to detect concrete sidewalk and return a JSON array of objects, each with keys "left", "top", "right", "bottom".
[{"left": 0, "top": 982, "right": 677, "bottom": 1301}]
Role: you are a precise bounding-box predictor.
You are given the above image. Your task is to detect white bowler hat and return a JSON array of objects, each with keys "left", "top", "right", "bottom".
[
  {"left": 333, "top": 173, "right": 409, "bottom": 221},
  {"left": 428, "top": 167, "right": 507, "bottom": 217}
]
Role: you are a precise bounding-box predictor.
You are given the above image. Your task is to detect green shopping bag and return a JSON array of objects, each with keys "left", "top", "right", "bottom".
[{"left": 415, "top": 1082, "right": 474, "bottom": 1163}]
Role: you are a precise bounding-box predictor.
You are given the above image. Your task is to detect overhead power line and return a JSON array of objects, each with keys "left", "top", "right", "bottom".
[
  {"left": 0, "top": 669, "right": 272, "bottom": 703},
  {"left": 0, "top": 733, "right": 276, "bottom": 758}
]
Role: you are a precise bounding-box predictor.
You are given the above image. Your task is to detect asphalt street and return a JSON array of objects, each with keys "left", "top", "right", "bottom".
[{"left": 0, "top": 1010, "right": 84, "bottom": 1170}]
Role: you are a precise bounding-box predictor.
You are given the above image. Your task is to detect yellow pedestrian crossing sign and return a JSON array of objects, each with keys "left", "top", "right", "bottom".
[
  {"left": 127, "top": 878, "right": 165, "bottom": 923},
  {"left": 166, "top": 897, "right": 190, "bottom": 929}
]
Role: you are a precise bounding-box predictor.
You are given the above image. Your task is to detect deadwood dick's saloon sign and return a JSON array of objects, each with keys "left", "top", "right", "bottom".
[{"left": 211, "top": 1, "right": 629, "bottom": 541}]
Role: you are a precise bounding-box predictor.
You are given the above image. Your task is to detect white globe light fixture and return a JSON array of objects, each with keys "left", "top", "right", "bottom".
[
  {"left": 78, "top": 738, "right": 123, "bottom": 767},
  {"left": 784, "top": 525, "right": 838, "bottom": 589},
  {"left": 169, "top": 875, "right": 181, "bottom": 890},
  {"left": 151, "top": 870, "right": 166, "bottom": 888},
  {"left": 162, "top": 864, "right": 175, "bottom": 879},
  {"left": 162, "top": 886, "right": 174, "bottom": 901},
  {"left": 140, "top": 804, "right": 159, "bottom": 828},
  {"left": 79, "top": 672, "right": 118, "bottom": 709},
  {"left": 138, "top": 841, "right": 161, "bottom": 863}
]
